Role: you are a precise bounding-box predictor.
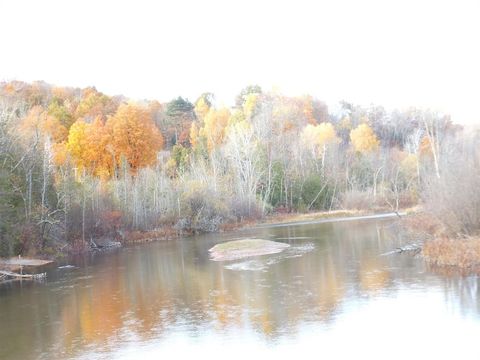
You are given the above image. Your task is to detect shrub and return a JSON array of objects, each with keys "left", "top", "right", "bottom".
[
  {"left": 423, "top": 237, "right": 480, "bottom": 269},
  {"left": 229, "top": 195, "right": 262, "bottom": 221},
  {"left": 175, "top": 182, "right": 230, "bottom": 233},
  {"left": 422, "top": 142, "right": 480, "bottom": 236},
  {"left": 300, "top": 175, "right": 333, "bottom": 211},
  {"left": 342, "top": 189, "right": 374, "bottom": 210},
  {"left": 0, "top": 233, "right": 10, "bottom": 258}
]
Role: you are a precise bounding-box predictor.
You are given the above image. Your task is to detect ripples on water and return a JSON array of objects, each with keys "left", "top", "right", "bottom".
[{"left": 0, "top": 218, "right": 479, "bottom": 359}]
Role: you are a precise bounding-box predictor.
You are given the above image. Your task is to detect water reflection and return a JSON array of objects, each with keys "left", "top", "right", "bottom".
[{"left": 0, "top": 219, "right": 479, "bottom": 359}]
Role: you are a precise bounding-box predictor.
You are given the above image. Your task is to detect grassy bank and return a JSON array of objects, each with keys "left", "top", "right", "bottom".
[
  {"left": 400, "top": 211, "right": 480, "bottom": 273},
  {"left": 122, "top": 208, "right": 415, "bottom": 244},
  {"left": 423, "top": 237, "right": 480, "bottom": 270},
  {"left": 113, "top": 211, "right": 362, "bottom": 245},
  {"left": 1, "top": 208, "right": 418, "bottom": 268}
]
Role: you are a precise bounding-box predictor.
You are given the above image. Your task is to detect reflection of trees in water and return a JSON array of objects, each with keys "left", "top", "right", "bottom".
[
  {"left": 441, "top": 275, "right": 480, "bottom": 317},
  {"left": 359, "top": 257, "right": 391, "bottom": 293},
  {"left": 2, "top": 220, "right": 479, "bottom": 359}
]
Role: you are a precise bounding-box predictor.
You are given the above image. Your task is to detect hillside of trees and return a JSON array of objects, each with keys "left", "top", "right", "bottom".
[{"left": 0, "top": 80, "right": 471, "bottom": 258}]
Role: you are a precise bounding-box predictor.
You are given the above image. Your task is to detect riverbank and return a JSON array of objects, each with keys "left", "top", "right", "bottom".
[
  {"left": 0, "top": 207, "right": 419, "bottom": 283},
  {"left": 119, "top": 208, "right": 417, "bottom": 248},
  {"left": 400, "top": 211, "right": 480, "bottom": 274},
  {"left": 7, "top": 206, "right": 478, "bottom": 281},
  {"left": 423, "top": 237, "right": 480, "bottom": 271},
  {"left": 268, "top": 208, "right": 480, "bottom": 274},
  {"left": 256, "top": 210, "right": 407, "bottom": 228}
]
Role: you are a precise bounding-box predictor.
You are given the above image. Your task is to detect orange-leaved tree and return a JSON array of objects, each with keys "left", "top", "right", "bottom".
[
  {"left": 75, "top": 87, "right": 118, "bottom": 121},
  {"left": 66, "top": 118, "right": 113, "bottom": 177},
  {"left": 20, "top": 105, "right": 68, "bottom": 143},
  {"left": 106, "top": 103, "right": 164, "bottom": 173}
]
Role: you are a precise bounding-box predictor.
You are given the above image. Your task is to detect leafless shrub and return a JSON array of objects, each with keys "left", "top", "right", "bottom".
[
  {"left": 422, "top": 136, "right": 480, "bottom": 236},
  {"left": 229, "top": 195, "right": 262, "bottom": 221},
  {"left": 380, "top": 188, "right": 418, "bottom": 210},
  {"left": 175, "top": 182, "right": 231, "bottom": 233},
  {"left": 341, "top": 190, "right": 374, "bottom": 210}
]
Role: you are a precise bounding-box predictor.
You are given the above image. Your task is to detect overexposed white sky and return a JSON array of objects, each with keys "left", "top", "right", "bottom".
[{"left": 1, "top": 0, "right": 479, "bottom": 124}]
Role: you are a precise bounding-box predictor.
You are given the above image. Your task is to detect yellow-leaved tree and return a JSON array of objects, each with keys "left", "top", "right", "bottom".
[
  {"left": 301, "top": 122, "right": 339, "bottom": 172},
  {"left": 66, "top": 117, "right": 114, "bottom": 178},
  {"left": 194, "top": 97, "right": 210, "bottom": 122},
  {"left": 199, "top": 107, "right": 231, "bottom": 152},
  {"left": 350, "top": 124, "right": 380, "bottom": 153},
  {"left": 66, "top": 120, "right": 90, "bottom": 173},
  {"left": 243, "top": 93, "right": 258, "bottom": 120},
  {"left": 302, "top": 123, "right": 339, "bottom": 150},
  {"left": 189, "top": 122, "right": 199, "bottom": 148}
]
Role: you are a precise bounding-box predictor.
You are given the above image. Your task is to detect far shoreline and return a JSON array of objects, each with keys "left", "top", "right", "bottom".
[
  {"left": 4, "top": 207, "right": 480, "bottom": 280},
  {"left": 254, "top": 210, "right": 405, "bottom": 229}
]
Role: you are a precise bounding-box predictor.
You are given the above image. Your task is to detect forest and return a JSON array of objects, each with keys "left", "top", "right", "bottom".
[{"left": 0, "top": 80, "right": 477, "bottom": 260}]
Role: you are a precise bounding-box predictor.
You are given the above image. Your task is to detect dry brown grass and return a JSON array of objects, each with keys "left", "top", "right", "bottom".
[
  {"left": 423, "top": 237, "right": 480, "bottom": 269},
  {"left": 261, "top": 209, "right": 361, "bottom": 225},
  {"left": 402, "top": 211, "right": 445, "bottom": 238},
  {"left": 123, "top": 226, "right": 180, "bottom": 244},
  {"left": 226, "top": 208, "right": 420, "bottom": 232},
  {"left": 219, "top": 218, "right": 257, "bottom": 232},
  {"left": 393, "top": 210, "right": 480, "bottom": 273}
]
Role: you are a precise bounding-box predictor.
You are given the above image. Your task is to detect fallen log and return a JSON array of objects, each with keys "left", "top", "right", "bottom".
[
  {"left": 0, "top": 270, "right": 47, "bottom": 280},
  {"left": 0, "top": 258, "right": 53, "bottom": 268},
  {"left": 380, "top": 243, "right": 422, "bottom": 256}
]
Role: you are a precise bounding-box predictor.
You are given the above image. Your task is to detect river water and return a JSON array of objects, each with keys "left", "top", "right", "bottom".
[{"left": 0, "top": 218, "right": 479, "bottom": 359}]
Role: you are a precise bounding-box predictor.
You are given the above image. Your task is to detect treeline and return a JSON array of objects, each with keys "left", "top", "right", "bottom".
[{"left": 0, "top": 80, "right": 467, "bottom": 257}]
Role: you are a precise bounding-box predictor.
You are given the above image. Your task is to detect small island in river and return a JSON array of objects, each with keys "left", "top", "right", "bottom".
[{"left": 209, "top": 239, "right": 290, "bottom": 261}]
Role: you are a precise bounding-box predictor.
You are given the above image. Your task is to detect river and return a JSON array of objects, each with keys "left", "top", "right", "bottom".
[{"left": 0, "top": 217, "right": 479, "bottom": 359}]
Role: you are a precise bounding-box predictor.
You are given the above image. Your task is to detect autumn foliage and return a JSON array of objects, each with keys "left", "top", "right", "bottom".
[
  {"left": 20, "top": 106, "right": 68, "bottom": 143},
  {"left": 199, "top": 107, "right": 231, "bottom": 152},
  {"left": 0, "top": 80, "right": 464, "bottom": 259},
  {"left": 349, "top": 123, "right": 380, "bottom": 153},
  {"left": 63, "top": 104, "right": 164, "bottom": 177},
  {"left": 301, "top": 122, "right": 339, "bottom": 156},
  {"left": 106, "top": 104, "right": 164, "bottom": 172}
]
